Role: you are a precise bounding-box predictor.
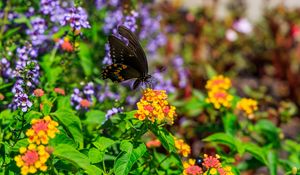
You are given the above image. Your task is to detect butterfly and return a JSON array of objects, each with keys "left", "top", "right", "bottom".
[{"left": 101, "top": 26, "right": 152, "bottom": 89}]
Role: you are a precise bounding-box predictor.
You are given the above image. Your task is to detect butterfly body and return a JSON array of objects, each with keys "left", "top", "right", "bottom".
[{"left": 101, "top": 26, "right": 151, "bottom": 89}]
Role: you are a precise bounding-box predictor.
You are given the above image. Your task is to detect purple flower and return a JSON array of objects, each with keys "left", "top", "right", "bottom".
[
  {"left": 40, "top": 0, "right": 59, "bottom": 15},
  {"left": 153, "top": 72, "right": 175, "bottom": 93},
  {"left": 105, "top": 107, "right": 123, "bottom": 121},
  {"left": 0, "top": 58, "right": 13, "bottom": 81},
  {"left": 96, "top": 84, "right": 119, "bottom": 102},
  {"left": 13, "top": 92, "right": 33, "bottom": 112},
  {"left": 173, "top": 56, "right": 188, "bottom": 88},
  {"left": 10, "top": 44, "right": 40, "bottom": 112},
  {"left": 123, "top": 11, "right": 138, "bottom": 32},
  {"left": 71, "top": 88, "right": 83, "bottom": 110},
  {"left": 61, "top": 7, "right": 91, "bottom": 30},
  {"left": 71, "top": 82, "right": 95, "bottom": 110},
  {"left": 26, "top": 17, "right": 48, "bottom": 46},
  {"left": 102, "top": 44, "right": 112, "bottom": 65},
  {"left": 103, "top": 8, "right": 123, "bottom": 34}
]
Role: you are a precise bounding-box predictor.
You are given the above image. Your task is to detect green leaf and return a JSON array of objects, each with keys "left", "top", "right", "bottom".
[
  {"left": 253, "top": 120, "right": 280, "bottom": 148},
  {"left": 88, "top": 148, "right": 104, "bottom": 164},
  {"left": 41, "top": 100, "right": 52, "bottom": 115},
  {"left": 267, "top": 150, "right": 278, "bottom": 175},
  {"left": 93, "top": 137, "right": 115, "bottom": 151},
  {"left": 85, "top": 110, "right": 106, "bottom": 125},
  {"left": 11, "top": 139, "right": 28, "bottom": 152},
  {"left": 222, "top": 113, "right": 238, "bottom": 136},
  {"left": 114, "top": 141, "right": 147, "bottom": 175},
  {"left": 78, "top": 43, "right": 93, "bottom": 76},
  {"left": 203, "top": 133, "right": 236, "bottom": 149},
  {"left": 150, "top": 125, "right": 176, "bottom": 153},
  {"left": 86, "top": 165, "right": 103, "bottom": 175},
  {"left": 49, "top": 131, "right": 77, "bottom": 148},
  {"left": 52, "top": 109, "right": 83, "bottom": 148},
  {"left": 53, "top": 144, "right": 91, "bottom": 171},
  {"left": 244, "top": 142, "right": 268, "bottom": 165}
]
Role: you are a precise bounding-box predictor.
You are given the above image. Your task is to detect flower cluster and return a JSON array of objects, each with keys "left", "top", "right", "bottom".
[
  {"left": 205, "top": 75, "right": 231, "bottom": 91},
  {"left": 183, "top": 155, "right": 234, "bottom": 175},
  {"left": 174, "top": 137, "right": 191, "bottom": 157},
  {"left": 105, "top": 107, "right": 123, "bottom": 120},
  {"left": 40, "top": 0, "right": 59, "bottom": 15},
  {"left": 26, "top": 17, "right": 48, "bottom": 46},
  {"left": 61, "top": 7, "right": 91, "bottom": 30},
  {"left": 11, "top": 45, "right": 40, "bottom": 112},
  {"left": 14, "top": 144, "right": 50, "bottom": 175},
  {"left": 26, "top": 116, "right": 59, "bottom": 145},
  {"left": 205, "top": 75, "right": 233, "bottom": 109},
  {"left": 183, "top": 159, "right": 203, "bottom": 175},
  {"left": 237, "top": 98, "right": 258, "bottom": 118},
  {"left": 0, "top": 58, "right": 13, "bottom": 81},
  {"left": 71, "top": 82, "right": 95, "bottom": 110},
  {"left": 173, "top": 56, "right": 188, "bottom": 88},
  {"left": 134, "top": 88, "right": 176, "bottom": 124},
  {"left": 15, "top": 116, "right": 59, "bottom": 174}
]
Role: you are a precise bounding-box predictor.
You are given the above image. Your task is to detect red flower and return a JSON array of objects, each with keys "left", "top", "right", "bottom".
[
  {"left": 34, "top": 89, "right": 44, "bottom": 97},
  {"left": 80, "top": 99, "right": 90, "bottom": 108},
  {"left": 54, "top": 88, "right": 65, "bottom": 95}
]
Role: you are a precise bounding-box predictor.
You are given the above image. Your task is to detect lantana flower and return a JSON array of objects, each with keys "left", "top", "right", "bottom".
[
  {"left": 174, "top": 137, "right": 191, "bottom": 157},
  {"left": 183, "top": 159, "right": 203, "bottom": 175},
  {"left": 134, "top": 88, "right": 176, "bottom": 125},
  {"left": 203, "top": 154, "right": 222, "bottom": 169},
  {"left": 237, "top": 98, "right": 258, "bottom": 118},
  {"left": 146, "top": 139, "right": 161, "bottom": 148},
  {"left": 205, "top": 75, "right": 231, "bottom": 91},
  {"left": 26, "top": 116, "right": 59, "bottom": 145},
  {"left": 14, "top": 144, "right": 50, "bottom": 175},
  {"left": 206, "top": 89, "right": 233, "bottom": 109}
]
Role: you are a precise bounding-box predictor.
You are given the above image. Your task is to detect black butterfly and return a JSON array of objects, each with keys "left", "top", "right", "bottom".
[{"left": 101, "top": 26, "right": 151, "bottom": 89}]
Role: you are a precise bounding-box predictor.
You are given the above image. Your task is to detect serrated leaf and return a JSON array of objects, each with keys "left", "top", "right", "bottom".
[
  {"left": 52, "top": 109, "right": 83, "bottom": 148},
  {"left": 114, "top": 141, "right": 147, "bottom": 175}
]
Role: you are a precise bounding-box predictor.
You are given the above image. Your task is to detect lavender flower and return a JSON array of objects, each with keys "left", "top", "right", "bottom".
[
  {"left": 96, "top": 84, "right": 120, "bottom": 102},
  {"left": 103, "top": 8, "right": 123, "bottom": 34},
  {"left": 10, "top": 44, "right": 40, "bottom": 112},
  {"left": 0, "top": 58, "right": 13, "bottom": 81},
  {"left": 102, "top": 44, "right": 112, "bottom": 65},
  {"left": 153, "top": 72, "right": 175, "bottom": 93},
  {"left": 105, "top": 107, "right": 123, "bottom": 121},
  {"left": 71, "top": 88, "right": 83, "bottom": 110},
  {"left": 173, "top": 56, "right": 188, "bottom": 88},
  {"left": 26, "top": 17, "right": 48, "bottom": 46},
  {"left": 71, "top": 82, "right": 95, "bottom": 110},
  {"left": 123, "top": 11, "right": 138, "bottom": 32},
  {"left": 40, "top": 0, "right": 59, "bottom": 15},
  {"left": 61, "top": 7, "right": 91, "bottom": 30},
  {"left": 13, "top": 92, "right": 33, "bottom": 112}
]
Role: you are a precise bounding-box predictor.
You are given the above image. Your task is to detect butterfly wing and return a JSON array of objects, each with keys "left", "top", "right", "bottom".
[
  {"left": 117, "top": 26, "right": 148, "bottom": 74},
  {"left": 108, "top": 35, "right": 146, "bottom": 76},
  {"left": 102, "top": 63, "right": 141, "bottom": 82}
]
